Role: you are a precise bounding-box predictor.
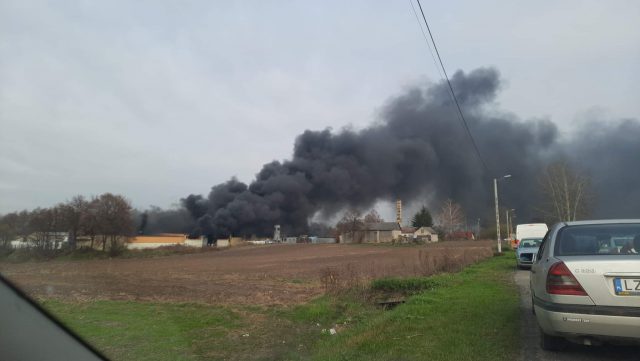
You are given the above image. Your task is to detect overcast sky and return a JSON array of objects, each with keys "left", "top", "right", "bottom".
[{"left": 1, "top": 0, "right": 639, "bottom": 215}]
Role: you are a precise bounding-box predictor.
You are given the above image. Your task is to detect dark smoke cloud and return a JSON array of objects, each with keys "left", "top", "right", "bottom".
[
  {"left": 180, "top": 67, "right": 639, "bottom": 238},
  {"left": 566, "top": 119, "right": 640, "bottom": 218},
  {"left": 132, "top": 206, "right": 195, "bottom": 235}
]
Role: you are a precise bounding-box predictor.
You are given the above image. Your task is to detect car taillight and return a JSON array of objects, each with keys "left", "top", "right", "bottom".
[{"left": 546, "top": 262, "right": 588, "bottom": 296}]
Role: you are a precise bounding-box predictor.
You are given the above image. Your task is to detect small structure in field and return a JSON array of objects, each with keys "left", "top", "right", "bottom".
[
  {"left": 400, "top": 226, "right": 438, "bottom": 242},
  {"left": 401, "top": 226, "right": 417, "bottom": 238},
  {"left": 354, "top": 222, "right": 401, "bottom": 243},
  {"left": 283, "top": 237, "right": 297, "bottom": 244},
  {"left": 339, "top": 222, "right": 403, "bottom": 243},
  {"left": 126, "top": 234, "right": 205, "bottom": 249},
  {"left": 364, "top": 222, "right": 402, "bottom": 243}
]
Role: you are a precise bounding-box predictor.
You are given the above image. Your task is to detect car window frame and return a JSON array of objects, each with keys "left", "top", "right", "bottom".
[{"left": 535, "top": 230, "right": 550, "bottom": 263}]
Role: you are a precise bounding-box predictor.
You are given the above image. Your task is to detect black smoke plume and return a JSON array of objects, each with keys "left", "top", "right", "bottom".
[
  {"left": 132, "top": 207, "right": 195, "bottom": 235},
  {"left": 181, "top": 67, "right": 639, "bottom": 238}
]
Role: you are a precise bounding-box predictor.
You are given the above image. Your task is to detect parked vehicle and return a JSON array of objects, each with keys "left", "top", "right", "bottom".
[
  {"left": 530, "top": 220, "right": 640, "bottom": 350},
  {"left": 513, "top": 223, "right": 548, "bottom": 248},
  {"left": 516, "top": 238, "right": 543, "bottom": 269}
]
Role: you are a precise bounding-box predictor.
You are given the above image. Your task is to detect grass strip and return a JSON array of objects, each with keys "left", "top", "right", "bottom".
[{"left": 308, "top": 252, "right": 519, "bottom": 361}]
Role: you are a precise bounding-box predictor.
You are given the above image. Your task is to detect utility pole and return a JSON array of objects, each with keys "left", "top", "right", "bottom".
[
  {"left": 510, "top": 210, "right": 516, "bottom": 238},
  {"left": 494, "top": 178, "right": 501, "bottom": 253},
  {"left": 505, "top": 209, "right": 510, "bottom": 241},
  {"left": 509, "top": 209, "right": 516, "bottom": 245},
  {"left": 494, "top": 174, "right": 511, "bottom": 254}
]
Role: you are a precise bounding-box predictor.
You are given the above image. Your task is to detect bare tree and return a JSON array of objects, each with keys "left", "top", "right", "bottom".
[
  {"left": 29, "top": 207, "right": 65, "bottom": 249},
  {"left": 81, "top": 197, "right": 101, "bottom": 249},
  {"left": 436, "top": 199, "right": 465, "bottom": 236},
  {"left": 0, "top": 219, "right": 12, "bottom": 248},
  {"left": 0, "top": 212, "right": 20, "bottom": 247},
  {"left": 538, "top": 161, "right": 593, "bottom": 222},
  {"left": 59, "top": 196, "right": 88, "bottom": 250},
  {"left": 14, "top": 211, "right": 32, "bottom": 244},
  {"left": 363, "top": 209, "right": 383, "bottom": 223},
  {"left": 0, "top": 211, "right": 33, "bottom": 248},
  {"left": 336, "top": 209, "right": 364, "bottom": 243},
  {"left": 95, "top": 193, "right": 134, "bottom": 251}
]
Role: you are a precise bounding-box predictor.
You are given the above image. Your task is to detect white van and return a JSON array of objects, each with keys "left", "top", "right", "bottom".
[{"left": 514, "top": 223, "right": 548, "bottom": 248}]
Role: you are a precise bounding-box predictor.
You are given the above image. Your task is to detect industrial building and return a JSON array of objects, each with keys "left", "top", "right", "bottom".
[
  {"left": 126, "top": 234, "right": 205, "bottom": 249},
  {"left": 363, "top": 222, "right": 402, "bottom": 243}
]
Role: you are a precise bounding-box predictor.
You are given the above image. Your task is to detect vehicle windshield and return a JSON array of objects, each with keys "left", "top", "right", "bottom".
[
  {"left": 519, "top": 238, "right": 542, "bottom": 248},
  {"left": 555, "top": 224, "right": 640, "bottom": 256}
]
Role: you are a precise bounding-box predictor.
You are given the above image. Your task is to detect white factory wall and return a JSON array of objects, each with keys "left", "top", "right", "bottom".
[
  {"left": 126, "top": 242, "right": 182, "bottom": 250},
  {"left": 184, "top": 239, "right": 205, "bottom": 247}
]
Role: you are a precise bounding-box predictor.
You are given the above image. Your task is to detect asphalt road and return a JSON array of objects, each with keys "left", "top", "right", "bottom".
[{"left": 515, "top": 270, "right": 638, "bottom": 361}]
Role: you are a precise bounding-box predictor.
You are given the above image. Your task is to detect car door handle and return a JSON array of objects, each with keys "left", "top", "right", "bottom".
[{"left": 531, "top": 269, "right": 536, "bottom": 274}]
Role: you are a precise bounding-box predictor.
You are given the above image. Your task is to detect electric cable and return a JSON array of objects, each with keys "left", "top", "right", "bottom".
[{"left": 413, "top": 0, "right": 489, "bottom": 173}]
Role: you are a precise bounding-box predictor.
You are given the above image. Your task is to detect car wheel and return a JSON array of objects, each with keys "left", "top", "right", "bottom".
[{"left": 540, "top": 328, "right": 567, "bottom": 351}]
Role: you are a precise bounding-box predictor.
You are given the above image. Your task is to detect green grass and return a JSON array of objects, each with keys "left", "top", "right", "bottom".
[
  {"left": 371, "top": 277, "right": 442, "bottom": 294},
  {"left": 41, "top": 301, "right": 243, "bottom": 361},
  {"left": 41, "top": 252, "right": 519, "bottom": 361}
]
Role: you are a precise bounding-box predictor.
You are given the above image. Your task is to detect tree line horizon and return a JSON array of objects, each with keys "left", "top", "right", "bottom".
[{"left": 0, "top": 160, "right": 591, "bottom": 250}]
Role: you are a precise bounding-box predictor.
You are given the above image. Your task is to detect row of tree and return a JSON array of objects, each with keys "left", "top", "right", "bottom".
[
  {"left": 0, "top": 193, "right": 133, "bottom": 251},
  {"left": 0, "top": 161, "right": 592, "bottom": 250}
]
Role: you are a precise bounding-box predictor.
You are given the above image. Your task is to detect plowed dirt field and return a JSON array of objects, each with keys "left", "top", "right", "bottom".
[{"left": 0, "top": 241, "right": 492, "bottom": 305}]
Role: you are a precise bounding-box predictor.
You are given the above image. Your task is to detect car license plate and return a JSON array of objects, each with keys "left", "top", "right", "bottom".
[{"left": 614, "top": 278, "right": 640, "bottom": 296}]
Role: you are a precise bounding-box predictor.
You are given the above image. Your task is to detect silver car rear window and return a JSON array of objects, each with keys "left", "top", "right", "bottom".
[{"left": 555, "top": 224, "right": 640, "bottom": 256}]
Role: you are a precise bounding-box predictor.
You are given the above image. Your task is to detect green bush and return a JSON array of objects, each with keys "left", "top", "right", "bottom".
[{"left": 370, "top": 277, "right": 441, "bottom": 293}]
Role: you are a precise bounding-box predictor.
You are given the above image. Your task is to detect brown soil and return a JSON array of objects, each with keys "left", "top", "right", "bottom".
[{"left": 0, "top": 241, "right": 493, "bottom": 305}]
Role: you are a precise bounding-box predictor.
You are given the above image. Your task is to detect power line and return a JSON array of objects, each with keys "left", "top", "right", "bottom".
[
  {"left": 408, "top": 0, "right": 444, "bottom": 81},
  {"left": 413, "top": 0, "right": 489, "bottom": 173}
]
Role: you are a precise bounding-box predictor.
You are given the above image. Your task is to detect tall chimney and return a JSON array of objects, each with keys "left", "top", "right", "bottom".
[
  {"left": 396, "top": 199, "right": 402, "bottom": 226},
  {"left": 273, "top": 224, "right": 281, "bottom": 242}
]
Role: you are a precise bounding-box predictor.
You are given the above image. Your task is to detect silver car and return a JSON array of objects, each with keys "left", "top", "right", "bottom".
[
  {"left": 530, "top": 220, "right": 640, "bottom": 350},
  {"left": 516, "top": 238, "right": 543, "bottom": 269}
]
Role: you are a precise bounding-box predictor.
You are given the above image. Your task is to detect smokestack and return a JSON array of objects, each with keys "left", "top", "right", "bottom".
[
  {"left": 273, "top": 224, "right": 281, "bottom": 241},
  {"left": 396, "top": 199, "right": 402, "bottom": 226}
]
